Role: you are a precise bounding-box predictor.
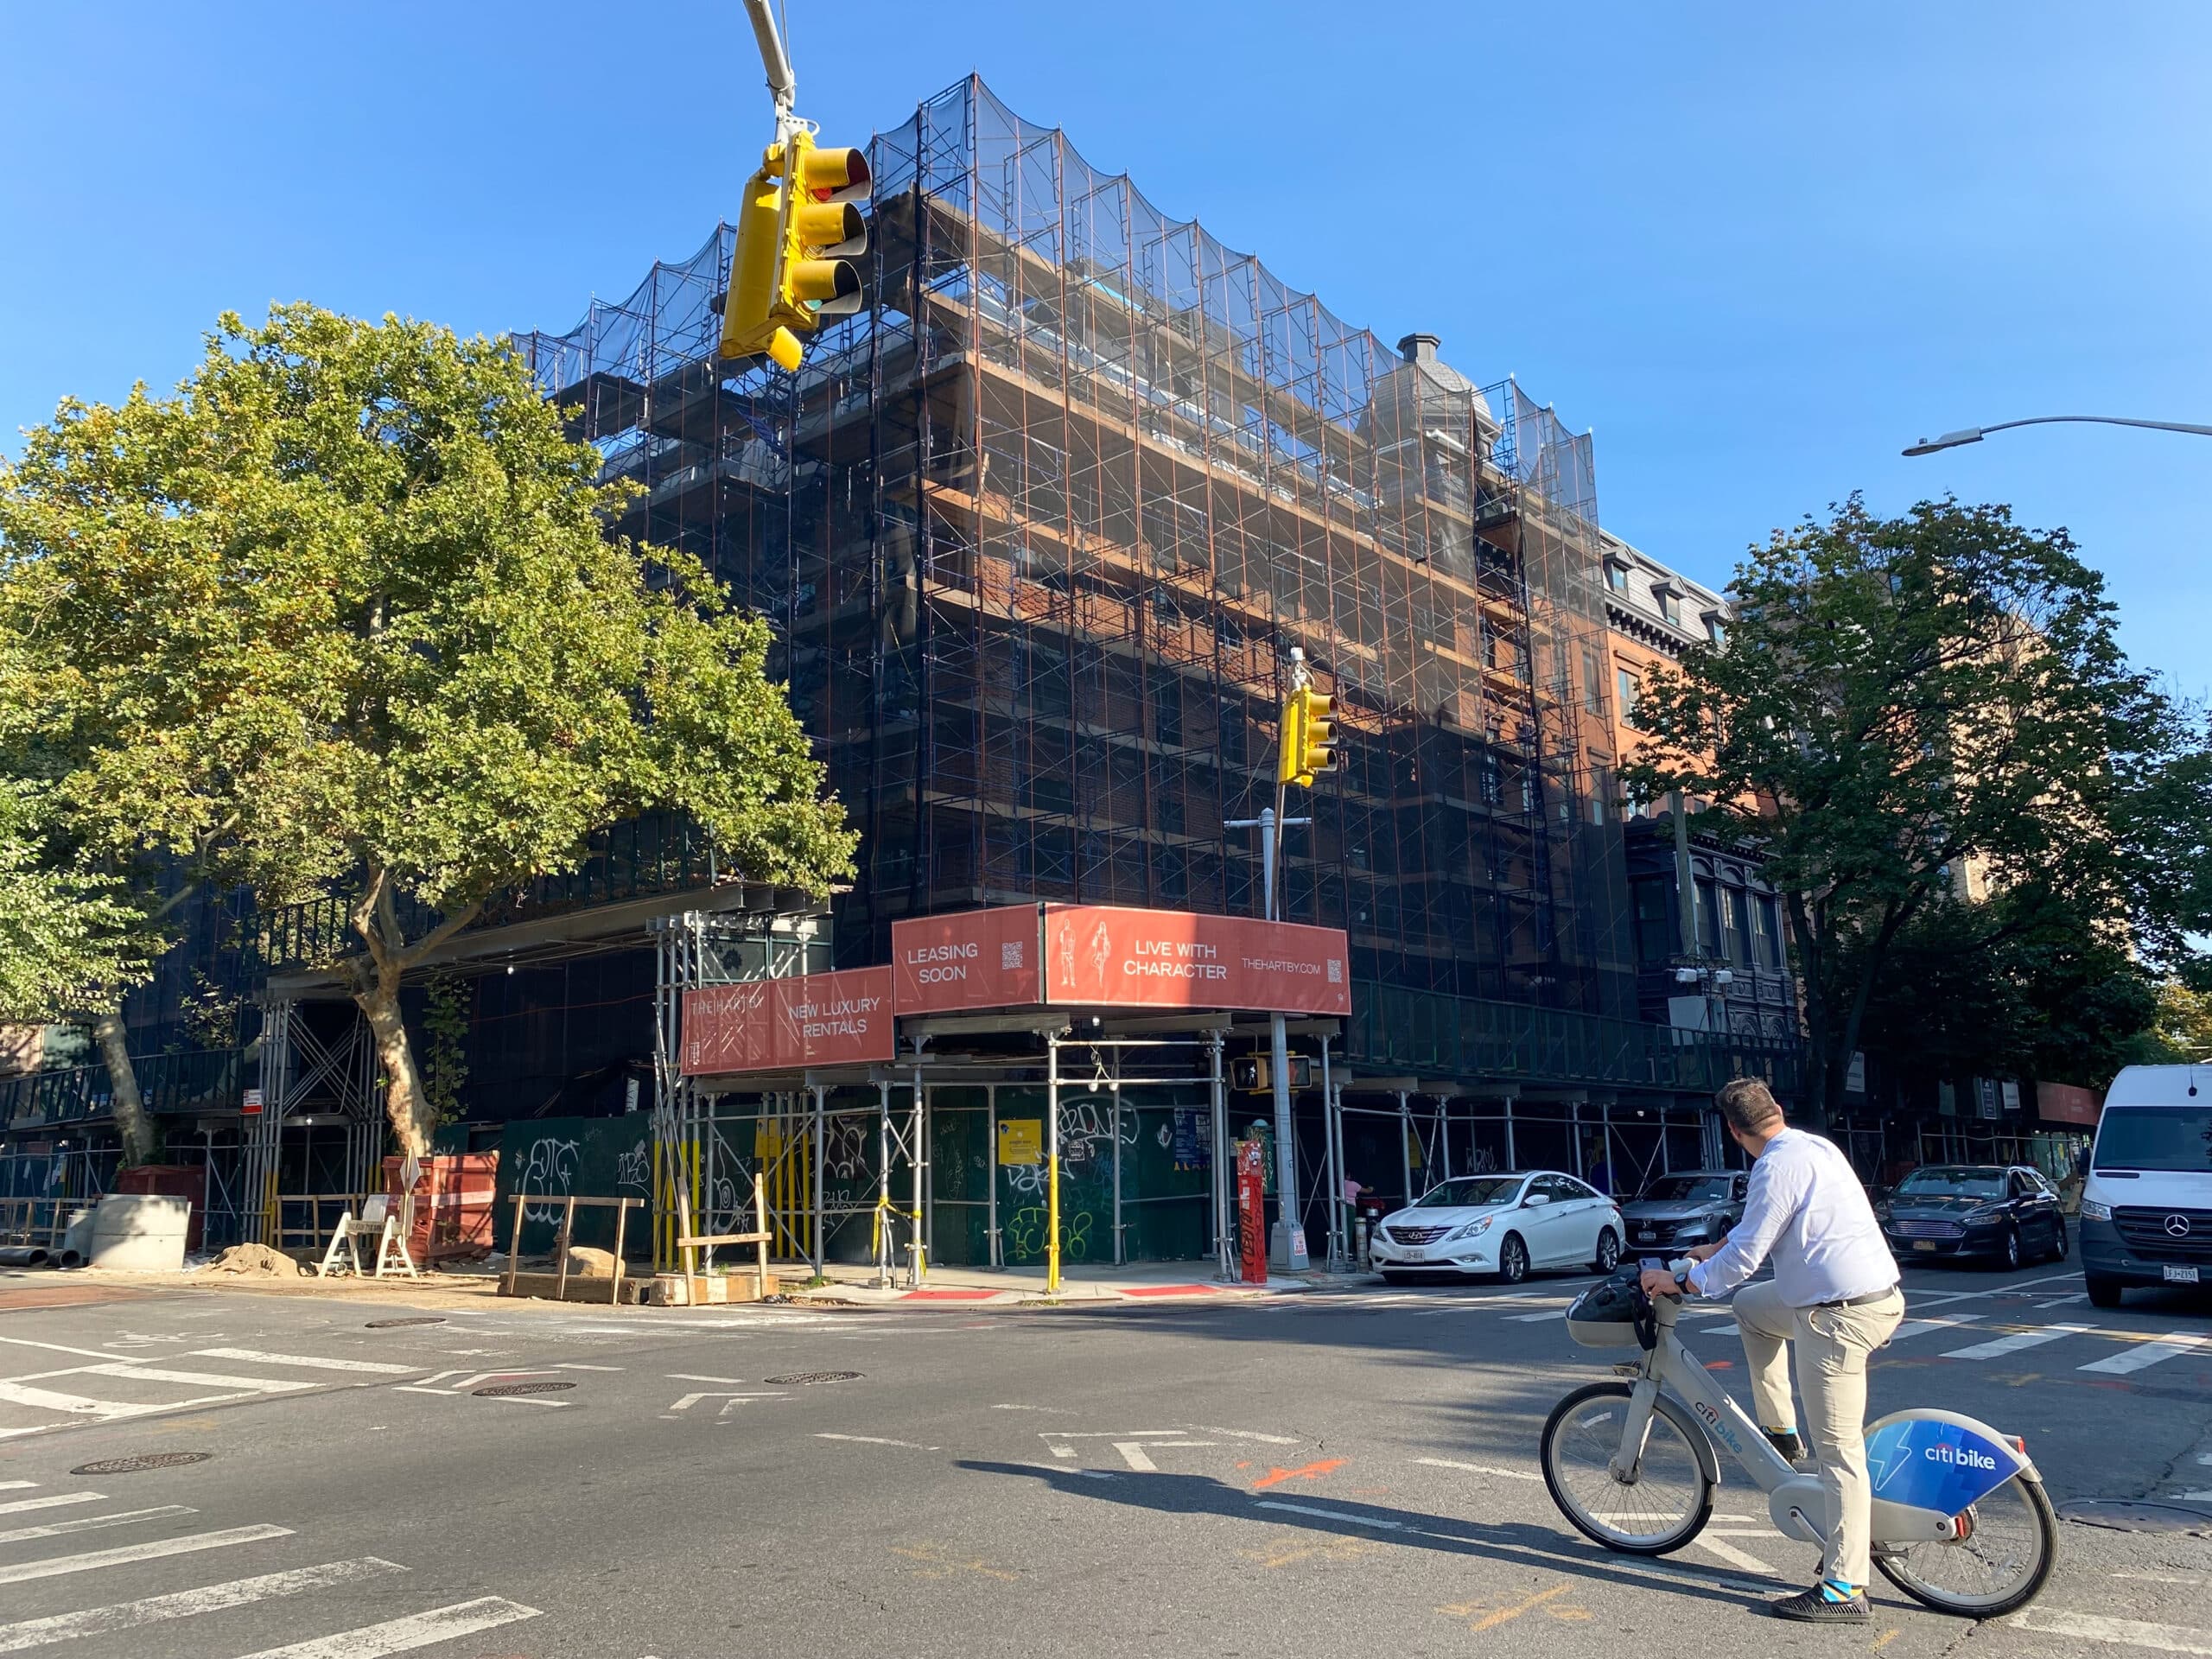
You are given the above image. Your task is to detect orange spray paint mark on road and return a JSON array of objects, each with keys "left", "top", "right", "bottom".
[{"left": 1253, "top": 1458, "right": 1346, "bottom": 1490}]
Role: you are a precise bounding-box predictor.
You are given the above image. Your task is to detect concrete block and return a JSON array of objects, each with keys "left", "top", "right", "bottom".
[{"left": 87, "top": 1194, "right": 191, "bottom": 1271}]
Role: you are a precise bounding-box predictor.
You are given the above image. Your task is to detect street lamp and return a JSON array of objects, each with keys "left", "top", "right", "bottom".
[{"left": 1904, "top": 416, "right": 2212, "bottom": 456}]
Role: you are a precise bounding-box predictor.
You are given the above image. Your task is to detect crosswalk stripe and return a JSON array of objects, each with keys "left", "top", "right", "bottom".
[
  {"left": 226, "top": 1594, "right": 543, "bottom": 1657},
  {"left": 188, "top": 1349, "right": 417, "bottom": 1376},
  {"left": 1942, "top": 1325, "right": 2092, "bottom": 1361},
  {"left": 0, "top": 1382, "right": 160, "bottom": 1420},
  {"left": 0, "top": 1524, "right": 292, "bottom": 1586},
  {"left": 1889, "top": 1316, "right": 1983, "bottom": 1341},
  {"left": 0, "top": 1505, "right": 194, "bottom": 1546},
  {"left": 0, "top": 1556, "right": 407, "bottom": 1653},
  {"left": 0, "top": 1492, "right": 100, "bottom": 1516},
  {"left": 2080, "top": 1332, "right": 2207, "bottom": 1376},
  {"left": 0, "top": 1482, "right": 34, "bottom": 1491},
  {"left": 80, "top": 1364, "right": 316, "bottom": 1395}
]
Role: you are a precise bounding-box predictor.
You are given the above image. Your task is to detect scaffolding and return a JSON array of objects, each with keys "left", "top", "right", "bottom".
[{"left": 513, "top": 76, "right": 1637, "bottom": 1089}]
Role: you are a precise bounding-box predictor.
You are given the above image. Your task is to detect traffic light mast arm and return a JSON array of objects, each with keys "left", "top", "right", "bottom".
[{"left": 741, "top": 0, "right": 798, "bottom": 131}]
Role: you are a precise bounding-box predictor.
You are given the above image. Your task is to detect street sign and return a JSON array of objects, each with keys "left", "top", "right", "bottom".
[
  {"left": 996, "top": 1119, "right": 1043, "bottom": 1166},
  {"left": 241, "top": 1089, "right": 263, "bottom": 1116}
]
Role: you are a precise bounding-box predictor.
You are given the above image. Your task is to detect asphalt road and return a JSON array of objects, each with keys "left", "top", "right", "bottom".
[{"left": 0, "top": 1262, "right": 2207, "bottom": 1658}]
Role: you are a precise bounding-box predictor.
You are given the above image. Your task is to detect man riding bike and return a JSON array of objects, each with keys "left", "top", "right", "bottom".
[{"left": 1638, "top": 1077, "right": 1904, "bottom": 1622}]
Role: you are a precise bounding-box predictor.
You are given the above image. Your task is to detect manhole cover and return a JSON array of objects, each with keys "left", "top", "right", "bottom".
[
  {"left": 365, "top": 1317, "right": 446, "bottom": 1329},
  {"left": 70, "top": 1452, "right": 213, "bottom": 1475},
  {"left": 472, "top": 1380, "right": 576, "bottom": 1398},
  {"left": 764, "top": 1371, "right": 862, "bottom": 1385},
  {"left": 2058, "top": 1500, "right": 2212, "bottom": 1535}
]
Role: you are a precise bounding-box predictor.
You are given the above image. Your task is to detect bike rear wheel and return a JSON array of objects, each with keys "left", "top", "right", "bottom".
[
  {"left": 1541, "top": 1381, "right": 1713, "bottom": 1554},
  {"left": 1874, "top": 1473, "right": 2058, "bottom": 1618}
]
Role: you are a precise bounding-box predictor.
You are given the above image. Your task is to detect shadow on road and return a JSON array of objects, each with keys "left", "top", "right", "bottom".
[{"left": 952, "top": 1459, "right": 1777, "bottom": 1615}]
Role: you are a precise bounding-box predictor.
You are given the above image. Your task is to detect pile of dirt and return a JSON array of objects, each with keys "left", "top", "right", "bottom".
[{"left": 197, "top": 1243, "right": 306, "bottom": 1278}]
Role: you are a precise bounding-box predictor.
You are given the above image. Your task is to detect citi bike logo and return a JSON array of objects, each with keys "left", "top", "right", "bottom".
[
  {"left": 1692, "top": 1398, "right": 1744, "bottom": 1455},
  {"left": 1924, "top": 1442, "right": 1998, "bottom": 1471}
]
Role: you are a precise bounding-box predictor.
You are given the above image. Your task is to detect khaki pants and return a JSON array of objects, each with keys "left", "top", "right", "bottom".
[{"left": 1732, "top": 1281, "right": 1906, "bottom": 1587}]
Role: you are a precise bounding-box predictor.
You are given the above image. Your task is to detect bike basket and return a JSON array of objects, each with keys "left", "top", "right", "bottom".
[{"left": 1565, "top": 1278, "right": 1644, "bottom": 1350}]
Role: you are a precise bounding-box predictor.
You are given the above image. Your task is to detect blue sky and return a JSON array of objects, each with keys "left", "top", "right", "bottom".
[{"left": 5, "top": 3, "right": 2205, "bottom": 692}]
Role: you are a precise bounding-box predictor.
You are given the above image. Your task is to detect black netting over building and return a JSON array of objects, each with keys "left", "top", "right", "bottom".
[{"left": 513, "top": 77, "right": 1643, "bottom": 1076}]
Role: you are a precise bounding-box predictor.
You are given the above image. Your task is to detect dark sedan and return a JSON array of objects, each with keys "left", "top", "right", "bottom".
[
  {"left": 1620, "top": 1170, "right": 1748, "bottom": 1256},
  {"left": 1876, "top": 1165, "right": 2069, "bottom": 1271}
]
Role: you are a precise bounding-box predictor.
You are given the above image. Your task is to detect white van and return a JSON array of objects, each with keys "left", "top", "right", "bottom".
[{"left": 2079, "top": 1064, "right": 2212, "bottom": 1307}]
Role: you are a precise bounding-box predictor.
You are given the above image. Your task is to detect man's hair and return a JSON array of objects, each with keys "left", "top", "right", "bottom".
[{"left": 1714, "top": 1077, "right": 1785, "bottom": 1135}]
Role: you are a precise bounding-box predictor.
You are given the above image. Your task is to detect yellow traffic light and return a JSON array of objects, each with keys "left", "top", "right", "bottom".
[
  {"left": 721, "top": 162, "right": 802, "bottom": 371},
  {"left": 719, "top": 130, "right": 870, "bottom": 372},
  {"left": 1297, "top": 690, "right": 1335, "bottom": 783},
  {"left": 1276, "top": 689, "right": 1306, "bottom": 786}
]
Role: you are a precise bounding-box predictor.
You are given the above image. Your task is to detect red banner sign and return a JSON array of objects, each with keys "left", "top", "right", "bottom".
[
  {"left": 1040, "top": 906, "right": 1351, "bottom": 1015},
  {"left": 681, "top": 966, "right": 895, "bottom": 1077},
  {"left": 891, "top": 906, "right": 1043, "bottom": 1014},
  {"left": 2036, "top": 1081, "right": 2102, "bottom": 1128}
]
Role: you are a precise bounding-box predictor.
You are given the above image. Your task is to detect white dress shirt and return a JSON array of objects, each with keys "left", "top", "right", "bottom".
[{"left": 1687, "top": 1127, "right": 1897, "bottom": 1306}]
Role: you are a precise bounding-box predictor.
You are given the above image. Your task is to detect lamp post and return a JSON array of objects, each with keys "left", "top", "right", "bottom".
[{"left": 1903, "top": 416, "right": 2212, "bottom": 457}]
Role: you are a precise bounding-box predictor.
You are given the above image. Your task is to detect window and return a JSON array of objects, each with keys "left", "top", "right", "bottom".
[
  {"left": 1630, "top": 879, "right": 1675, "bottom": 963},
  {"left": 1656, "top": 588, "right": 1682, "bottom": 626},
  {"left": 1705, "top": 614, "right": 1727, "bottom": 645},
  {"left": 1589, "top": 762, "right": 1612, "bottom": 825},
  {"left": 1617, "top": 667, "right": 1637, "bottom": 721},
  {"left": 1582, "top": 646, "right": 1605, "bottom": 715},
  {"left": 1605, "top": 562, "right": 1628, "bottom": 593},
  {"left": 1721, "top": 886, "right": 1752, "bottom": 967},
  {"left": 1153, "top": 677, "right": 1183, "bottom": 747},
  {"left": 1754, "top": 894, "right": 1783, "bottom": 969},
  {"left": 1695, "top": 879, "right": 1720, "bottom": 956}
]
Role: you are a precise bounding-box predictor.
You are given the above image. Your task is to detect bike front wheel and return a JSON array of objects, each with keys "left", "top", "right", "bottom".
[
  {"left": 1541, "top": 1381, "right": 1714, "bottom": 1554},
  {"left": 1875, "top": 1473, "right": 2059, "bottom": 1618}
]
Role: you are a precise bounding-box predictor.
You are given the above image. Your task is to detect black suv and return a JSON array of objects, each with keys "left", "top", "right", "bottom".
[
  {"left": 1876, "top": 1165, "right": 2068, "bottom": 1271},
  {"left": 1619, "top": 1170, "right": 1748, "bottom": 1255}
]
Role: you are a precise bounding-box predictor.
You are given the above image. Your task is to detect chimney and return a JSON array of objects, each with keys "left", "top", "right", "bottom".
[{"left": 1397, "top": 333, "right": 1440, "bottom": 365}]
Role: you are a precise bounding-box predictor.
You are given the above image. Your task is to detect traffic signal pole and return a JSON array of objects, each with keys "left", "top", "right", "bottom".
[{"left": 741, "top": 0, "right": 797, "bottom": 132}]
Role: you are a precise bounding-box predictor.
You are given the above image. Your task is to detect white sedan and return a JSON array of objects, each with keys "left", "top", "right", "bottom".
[{"left": 1368, "top": 1171, "right": 1624, "bottom": 1285}]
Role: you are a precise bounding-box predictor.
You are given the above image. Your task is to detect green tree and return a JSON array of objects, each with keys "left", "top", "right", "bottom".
[
  {"left": 1620, "top": 496, "right": 2199, "bottom": 1124},
  {"left": 0, "top": 305, "right": 856, "bottom": 1157},
  {"left": 0, "top": 778, "right": 162, "bottom": 1132}
]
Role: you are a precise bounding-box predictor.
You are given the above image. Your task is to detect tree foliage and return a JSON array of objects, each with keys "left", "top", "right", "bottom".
[
  {"left": 0, "top": 779, "right": 159, "bottom": 1027},
  {"left": 1620, "top": 496, "right": 2202, "bottom": 1120},
  {"left": 0, "top": 305, "right": 856, "bottom": 1154}
]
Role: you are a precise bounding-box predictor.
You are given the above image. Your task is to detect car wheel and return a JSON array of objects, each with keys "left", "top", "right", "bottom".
[
  {"left": 2051, "top": 1221, "right": 2069, "bottom": 1261},
  {"left": 2085, "top": 1272, "right": 2123, "bottom": 1309},
  {"left": 1999, "top": 1227, "right": 2021, "bottom": 1272},
  {"left": 1592, "top": 1228, "right": 1621, "bottom": 1274},
  {"left": 1497, "top": 1233, "right": 1529, "bottom": 1285}
]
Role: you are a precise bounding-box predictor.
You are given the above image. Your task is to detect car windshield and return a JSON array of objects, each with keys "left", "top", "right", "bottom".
[
  {"left": 1638, "top": 1176, "right": 1731, "bottom": 1203},
  {"left": 1414, "top": 1176, "right": 1522, "bottom": 1209},
  {"left": 2094, "top": 1108, "right": 2212, "bottom": 1173},
  {"left": 1896, "top": 1167, "right": 2005, "bottom": 1198}
]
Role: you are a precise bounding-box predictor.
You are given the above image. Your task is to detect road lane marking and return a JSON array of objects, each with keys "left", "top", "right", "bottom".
[
  {"left": 1942, "top": 1325, "right": 2092, "bottom": 1360},
  {"left": 1115, "top": 1442, "right": 1159, "bottom": 1471},
  {"left": 2080, "top": 1332, "right": 2207, "bottom": 1376},
  {"left": 227, "top": 1594, "right": 542, "bottom": 1658},
  {"left": 668, "top": 1391, "right": 789, "bottom": 1411},
  {"left": 553, "top": 1363, "right": 624, "bottom": 1372},
  {"left": 0, "top": 1557, "right": 408, "bottom": 1654},
  {"left": 1255, "top": 1499, "right": 1404, "bottom": 1529},
  {"left": 817, "top": 1433, "right": 939, "bottom": 1451},
  {"left": 0, "top": 1337, "right": 136, "bottom": 1361},
  {"left": 0, "top": 1382, "right": 168, "bottom": 1420},
  {"left": 1191, "top": 1426, "right": 1300, "bottom": 1444},
  {"left": 0, "top": 1505, "right": 194, "bottom": 1546},
  {"left": 1413, "top": 1457, "right": 1543, "bottom": 1483},
  {"left": 2009, "top": 1608, "right": 2212, "bottom": 1654},
  {"left": 0, "top": 1481, "right": 35, "bottom": 1490},
  {"left": 1693, "top": 1536, "right": 1777, "bottom": 1574},
  {"left": 79, "top": 1364, "right": 316, "bottom": 1395},
  {"left": 188, "top": 1349, "right": 416, "bottom": 1375},
  {"left": 1506, "top": 1310, "right": 1567, "bottom": 1323},
  {"left": 1887, "top": 1316, "right": 1984, "bottom": 1341},
  {"left": 0, "top": 1492, "right": 101, "bottom": 1516},
  {"left": 0, "top": 1524, "right": 293, "bottom": 1586},
  {"left": 666, "top": 1374, "right": 748, "bottom": 1384}
]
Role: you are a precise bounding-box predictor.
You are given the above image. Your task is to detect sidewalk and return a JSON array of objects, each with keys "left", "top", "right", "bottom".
[{"left": 792, "top": 1260, "right": 1332, "bottom": 1307}]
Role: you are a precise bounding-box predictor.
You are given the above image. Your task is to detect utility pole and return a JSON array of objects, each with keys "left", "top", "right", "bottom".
[{"left": 1229, "top": 647, "right": 1331, "bottom": 1272}]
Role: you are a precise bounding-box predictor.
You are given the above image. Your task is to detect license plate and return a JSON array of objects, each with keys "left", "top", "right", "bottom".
[
  {"left": 2165, "top": 1264, "right": 2201, "bottom": 1284},
  {"left": 1913, "top": 1240, "right": 1940, "bottom": 1252},
  {"left": 1402, "top": 1247, "right": 1425, "bottom": 1262},
  {"left": 1637, "top": 1231, "right": 1656, "bottom": 1243}
]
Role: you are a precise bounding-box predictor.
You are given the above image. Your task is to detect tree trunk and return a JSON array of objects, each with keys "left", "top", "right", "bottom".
[
  {"left": 91, "top": 1007, "right": 156, "bottom": 1167},
  {"left": 354, "top": 975, "right": 435, "bottom": 1160}
]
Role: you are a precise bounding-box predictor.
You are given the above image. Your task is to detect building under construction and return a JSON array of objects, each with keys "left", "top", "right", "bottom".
[{"left": 3, "top": 76, "right": 1814, "bottom": 1265}]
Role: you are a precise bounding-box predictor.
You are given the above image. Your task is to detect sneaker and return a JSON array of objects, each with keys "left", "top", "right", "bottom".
[
  {"left": 1764, "top": 1427, "right": 1807, "bottom": 1464},
  {"left": 1770, "top": 1586, "right": 1871, "bottom": 1623}
]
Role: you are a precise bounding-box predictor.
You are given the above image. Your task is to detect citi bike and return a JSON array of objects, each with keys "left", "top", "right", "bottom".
[{"left": 1539, "top": 1268, "right": 2057, "bottom": 1618}]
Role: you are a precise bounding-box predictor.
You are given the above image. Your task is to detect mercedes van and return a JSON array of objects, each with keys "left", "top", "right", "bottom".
[{"left": 2079, "top": 1064, "right": 2212, "bottom": 1307}]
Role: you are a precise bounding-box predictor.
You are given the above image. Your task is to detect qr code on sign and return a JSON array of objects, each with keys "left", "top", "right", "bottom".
[
  {"left": 1002, "top": 942, "right": 1024, "bottom": 969},
  {"left": 1327, "top": 959, "right": 1343, "bottom": 983}
]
